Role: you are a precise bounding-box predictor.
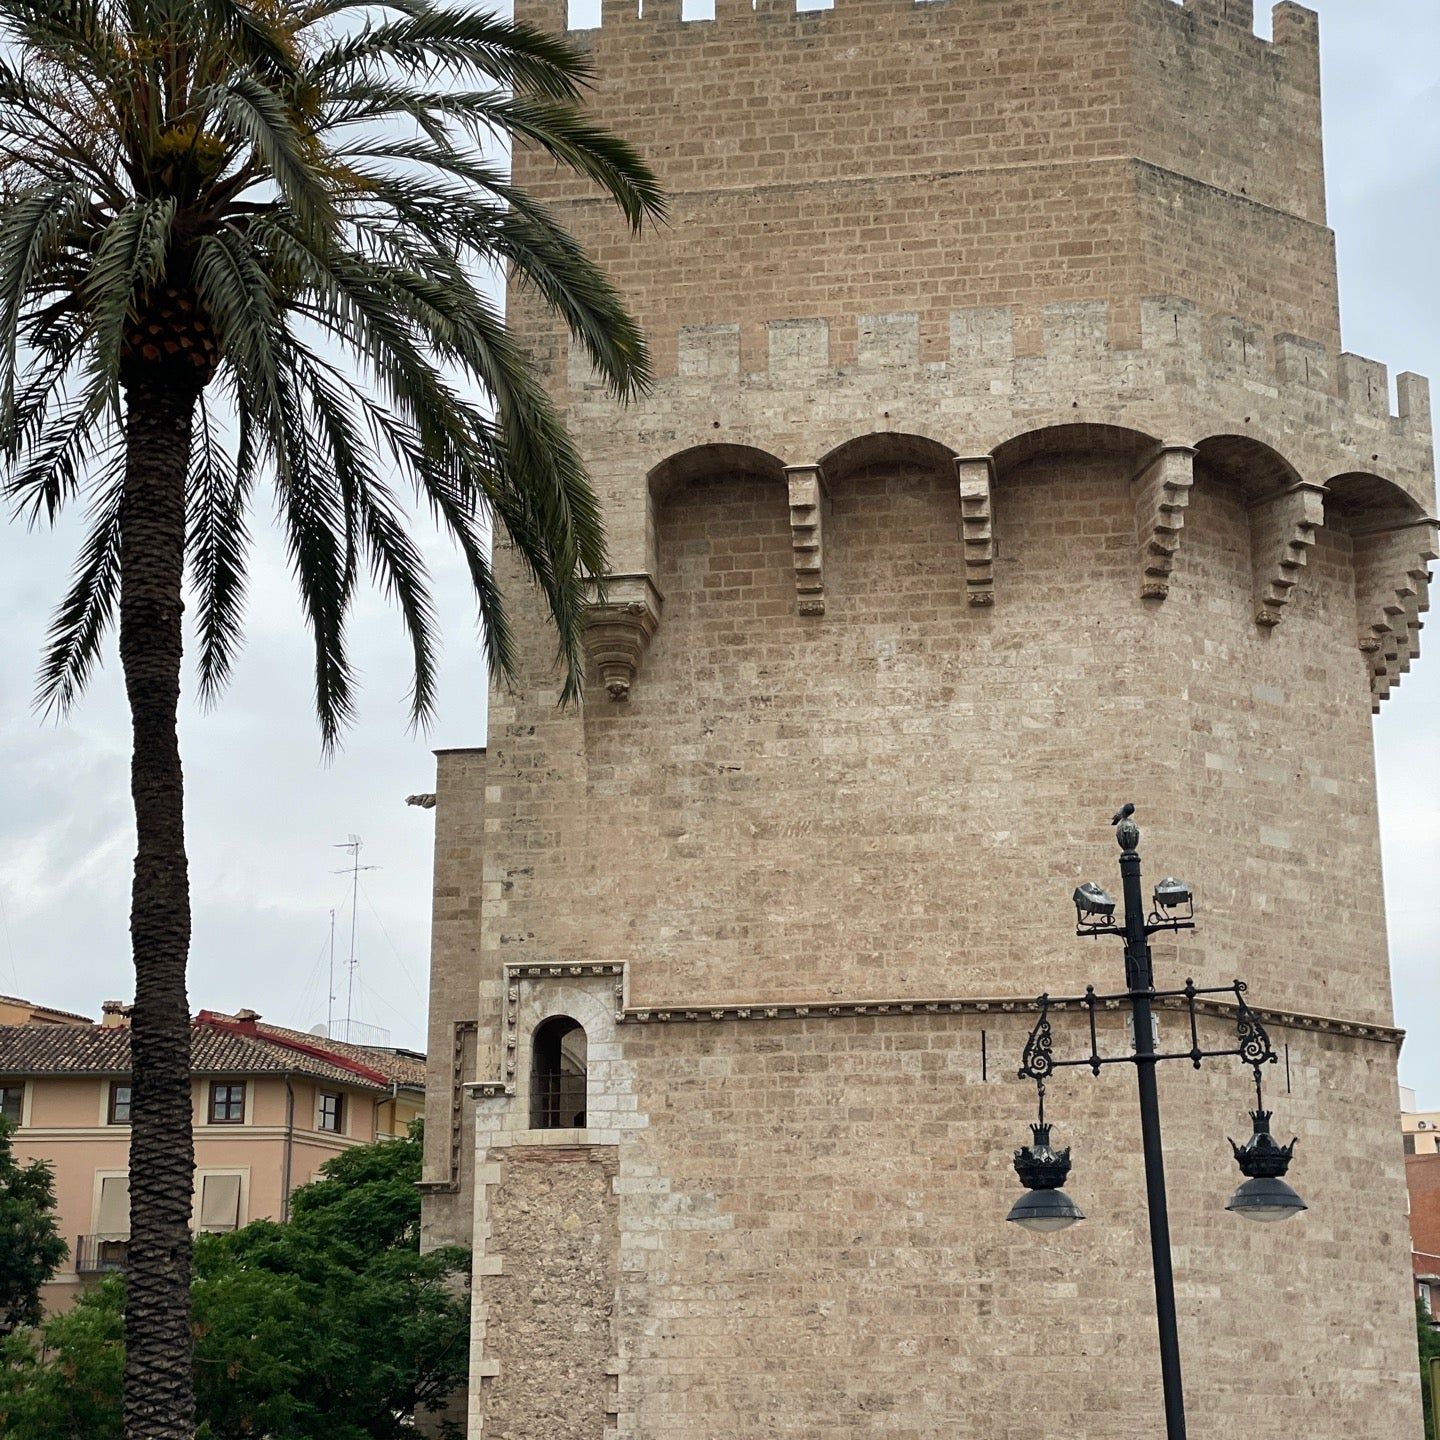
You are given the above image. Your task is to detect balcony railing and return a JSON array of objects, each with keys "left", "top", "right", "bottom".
[{"left": 75, "top": 1234, "right": 129, "bottom": 1275}]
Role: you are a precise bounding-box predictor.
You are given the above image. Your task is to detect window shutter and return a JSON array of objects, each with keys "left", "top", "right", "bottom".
[
  {"left": 199, "top": 1173, "right": 242, "bottom": 1231},
  {"left": 96, "top": 1174, "right": 130, "bottom": 1234}
]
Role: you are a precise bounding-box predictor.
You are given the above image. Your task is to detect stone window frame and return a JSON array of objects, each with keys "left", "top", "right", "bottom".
[{"left": 528, "top": 1014, "right": 588, "bottom": 1130}]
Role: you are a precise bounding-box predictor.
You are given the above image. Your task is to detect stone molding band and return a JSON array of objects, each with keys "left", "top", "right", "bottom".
[{"left": 464, "top": 961, "right": 1402, "bottom": 1099}]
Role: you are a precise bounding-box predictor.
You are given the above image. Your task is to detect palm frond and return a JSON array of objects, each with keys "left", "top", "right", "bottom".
[
  {"left": 85, "top": 197, "right": 176, "bottom": 391},
  {"left": 308, "top": 7, "right": 594, "bottom": 104},
  {"left": 35, "top": 462, "right": 124, "bottom": 716},
  {"left": 187, "top": 391, "right": 251, "bottom": 704}
]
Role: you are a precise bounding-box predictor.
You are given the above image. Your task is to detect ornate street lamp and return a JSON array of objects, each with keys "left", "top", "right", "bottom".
[{"left": 1008, "top": 806, "right": 1304, "bottom": 1440}]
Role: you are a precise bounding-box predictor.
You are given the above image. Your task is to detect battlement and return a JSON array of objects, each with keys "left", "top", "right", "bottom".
[
  {"left": 519, "top": 0, "right": 1325, "bottom": 219},
  {"left": 551, "top": 0, "right": 1317, "bottom": 54}
]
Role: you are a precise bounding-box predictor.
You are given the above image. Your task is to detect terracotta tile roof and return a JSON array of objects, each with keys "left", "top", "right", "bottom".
[
  {"left": 0, "top": 1022, "right": 391, "bottom": 1092},
  {"left": 0, "top": 995, "right": 93, "bottom": 1024},
  {"left": 198, "top": 1013, "right": 425, "bottom": 1089}
]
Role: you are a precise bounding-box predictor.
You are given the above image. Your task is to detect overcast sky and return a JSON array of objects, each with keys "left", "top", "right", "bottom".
[{"left": 0, "top": 1, "right": 1436, "bottom": 1095}]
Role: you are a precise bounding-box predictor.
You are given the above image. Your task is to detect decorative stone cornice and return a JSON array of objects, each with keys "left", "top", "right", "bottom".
[
  {"left": 784, "top": 464, "right": 827, "bottom": 615},
  {"left": 583, "top": 574, "right": 663, "bottom": 701},
  {"left": 623, "top": 990, "right": 1402, "bottom": 1046},
  {"left": 1131, "top": 445, "right": 1196, "bottom": 600},
  {"left": 954, "top": 456, "right": 996, "bottom": 606},
  {"left": 1250, "top": 482, "right": 1326, "bottom": 626}
]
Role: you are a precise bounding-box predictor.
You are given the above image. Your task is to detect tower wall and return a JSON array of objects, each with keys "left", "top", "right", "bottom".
[{"left": 422, "top": 2, "right": 1438, "bottom": 1435}]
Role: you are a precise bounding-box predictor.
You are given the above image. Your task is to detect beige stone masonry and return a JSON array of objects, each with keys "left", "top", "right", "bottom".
[
  {"left": 1131, "top": 445, "right": 1196, "bottom": 601},
  {"left": 1250, "top": 482, "right": 1327, "bottom": 626},
  {"left": 954, "top": 456, "right": 996, "bottom": 606},
  {"left": 783, "top": 464, "right": 827, "bottom": 615},
  {"left": 1352, "top": 519, "right": 1438, "bottom": 705},
  {"left": 581, "top": 574, "right": 663, "bottom": 701}
]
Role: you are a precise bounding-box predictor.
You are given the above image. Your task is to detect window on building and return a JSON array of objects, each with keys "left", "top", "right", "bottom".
[
  {"left": 197, "top": 1173, "right": 243, "bottom": 1233},
  {"left": 96, "top": 1173, "right": 131, "bottom": 1236},
  {"left": 1406, "top": 1133, "right": 1418, "bottom": 1156},
  {"left": 208, "top": 1082, "right": 246, "bottom": 1124},
  {"left": 530, "top": 1016, "right": 587, "bottom": 1130},
  {"left": 0, "top": 1084, "right": 24, "bottom": 1127},
  {"left": 108, "top": 1082, "right": 132, "bottom": 1125},
  {"left": 318, "top": 1091, "right": 344, "bottom": 1133}
]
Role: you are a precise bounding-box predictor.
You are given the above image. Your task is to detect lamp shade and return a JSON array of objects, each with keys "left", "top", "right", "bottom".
[
  {"left": 1226, "top": 1175, "right": 1307, "bottom": 1224},
  {"left": 1007, "top": 1187, "right": 1086, "bottom": 1233}
]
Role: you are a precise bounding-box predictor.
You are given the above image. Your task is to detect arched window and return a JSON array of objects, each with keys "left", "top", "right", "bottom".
[{"left": 530, "top": 1016, "right": 587, "bottom": 1129}]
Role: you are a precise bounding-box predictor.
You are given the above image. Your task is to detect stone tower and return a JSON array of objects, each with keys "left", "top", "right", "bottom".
[{"left": 419, "top": 1, "right": 1437, "bottom": 1435}]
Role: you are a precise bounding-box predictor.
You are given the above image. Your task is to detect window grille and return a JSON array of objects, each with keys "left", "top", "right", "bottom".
[{"left": 530, "top": 1017, "right": 587, "bottom": 1130}]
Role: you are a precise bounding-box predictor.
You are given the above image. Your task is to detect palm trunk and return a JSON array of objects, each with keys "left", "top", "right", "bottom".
[{"left": 118, "top": 374, "right": 198, "bottom": 1440}]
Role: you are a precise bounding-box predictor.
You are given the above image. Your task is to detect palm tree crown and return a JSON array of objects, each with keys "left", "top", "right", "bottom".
[
  {"left": 0, "top": 3, "right": 660, "bottom": 1435},
  {"left": 1, "top": 0, "right": 664, "bottom": 732}
]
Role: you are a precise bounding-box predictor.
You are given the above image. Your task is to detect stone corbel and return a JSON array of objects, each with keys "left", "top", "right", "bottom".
[
  {"left": 1250, "top": 482, "right": 1326, "bottom": 627},
  {"left": 954, "top": 456, "right": 996, "bottom": 606},
  {"left": 583, "top": 573, "right": 663, "bottom": 701},
  {"left": 784, "top": 464, "right": 827, "bottom": 616},
  {"left": 1131, "top": 445, "right": 1195, "bottom": 600},
  {"left": 1352, "top": 519, "right": 1437, "bottom": 709}
]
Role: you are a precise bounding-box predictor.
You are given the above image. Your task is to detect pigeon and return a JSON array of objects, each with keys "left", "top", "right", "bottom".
[{"left": 1110, "top": 802, "right": 1135, "bottom": 826}]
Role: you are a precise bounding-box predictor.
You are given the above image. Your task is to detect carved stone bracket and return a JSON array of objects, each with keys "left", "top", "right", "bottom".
[
  {"left": 1250, "top": 482, "right": 1326, "bottom": 626},
  {"left": 954, "top": 456, "right": 996, "bottom": 606},
  {"left": 1352, "top": 518, "right": 1438, "bottom": 709},
  {"left": 784, "top": 464, "right": 827, "bottom": 615},
  {"left": 1131, "top": 445, "right": 1196, "bottom": 600},
  {"left": 583, "top": 573, "right": 663, "bottom": 701}
]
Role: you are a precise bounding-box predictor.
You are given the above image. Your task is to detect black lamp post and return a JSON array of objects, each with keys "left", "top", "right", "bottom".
[{"left": 1008, "top": 806, "right": 1304, "bottom": 1440}]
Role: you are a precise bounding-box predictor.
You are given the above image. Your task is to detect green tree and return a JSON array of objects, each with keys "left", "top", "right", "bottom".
[
  {"left": 0, "top": 1120, "right": 68, "bottom": 1337},
  {"left": 1420, "top": 1297, "right": 1440, "bottom": 1440},
  {"left": 0, "top": 2, "right": 660, "bottom": 1436},
  {"left": 0, "top": 1126, "right": 471, "bottom": 1440}
]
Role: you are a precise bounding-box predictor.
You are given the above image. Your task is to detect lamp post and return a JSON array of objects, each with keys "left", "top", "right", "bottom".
[{"left": 1007, "top": 806, "right": 1305, "bottom": 1440}]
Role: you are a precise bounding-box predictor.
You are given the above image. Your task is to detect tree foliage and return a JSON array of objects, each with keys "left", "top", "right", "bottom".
[
  {"left": 1420, "top": 1297, "right": 1440, "bottom": 1440},
  {"left": 0, "top": 1119, "right": 68, "bottom": 1339},
  {"left": 0, "top": 1126, "right": 471, "bottom": 1440}
]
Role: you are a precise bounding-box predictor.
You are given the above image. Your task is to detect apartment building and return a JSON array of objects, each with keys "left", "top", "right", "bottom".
[{"left": 0, "top": 1001, "right": 423, "bottom": 1311}]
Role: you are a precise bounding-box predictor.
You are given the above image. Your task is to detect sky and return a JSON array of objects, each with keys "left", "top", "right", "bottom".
[{"left": 0, "top": 1, "right": 1436, "bottom": 1092}]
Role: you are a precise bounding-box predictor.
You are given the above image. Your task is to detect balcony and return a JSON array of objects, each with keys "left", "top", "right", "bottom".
[{"left": 75, "top": 1234, "right": 129, "bottom": 1275}]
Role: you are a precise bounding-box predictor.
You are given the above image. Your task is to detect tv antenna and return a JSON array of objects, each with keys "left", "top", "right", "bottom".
[{"left": 332, "top": 836, "right": 380, "bottom": 1041}]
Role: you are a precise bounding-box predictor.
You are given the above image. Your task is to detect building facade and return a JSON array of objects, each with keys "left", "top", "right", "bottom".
[
  {"left": 420, "top": 1, "right": 1437, "bottom": 1435},
  {"left": 1, "top": 1002, "right": 424, "bottom": 1312}
]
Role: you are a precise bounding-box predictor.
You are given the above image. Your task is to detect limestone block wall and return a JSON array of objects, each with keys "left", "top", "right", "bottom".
[
  {"left": 508, "top": 0, "right": 1338, "bottom": 367},
  {"left": 457, "top": 966, "right": 1416, "bottom": 1438},
  {"left": 418, "top": 0, "right": 1438, "bottom": 1434}
]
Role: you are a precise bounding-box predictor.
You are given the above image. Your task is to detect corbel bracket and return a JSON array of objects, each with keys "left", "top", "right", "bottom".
[
  {"left": 784, "top": 464, "right": 828, "bottom": 616},
  {"left": 1250, "top": 482, "right": 1326, "bottom": 627},
  {"left": 583, "top": 573, "right": 663, "bottom": 701},
  {"left": 1131, "top": 445, "right": 1196, "bottom": 600},
  {"left": 1352, "top": 518, "right": 1437, "bottom": 709},
  {"left": 955, "top": 455, "right": 996, "bottom": 606}
]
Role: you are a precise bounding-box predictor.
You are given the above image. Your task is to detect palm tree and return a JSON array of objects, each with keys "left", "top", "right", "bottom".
[{"left": 0, "top": 1, "right": 662, "bottom": 1434}]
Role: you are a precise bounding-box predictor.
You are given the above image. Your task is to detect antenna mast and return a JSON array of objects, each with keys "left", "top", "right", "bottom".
[
  {"left": 332, "top": 837, "right": 379, "bottom": 1042},
  {"left": 326, "top": 907, "right": 336, "bottom": 1036}
]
